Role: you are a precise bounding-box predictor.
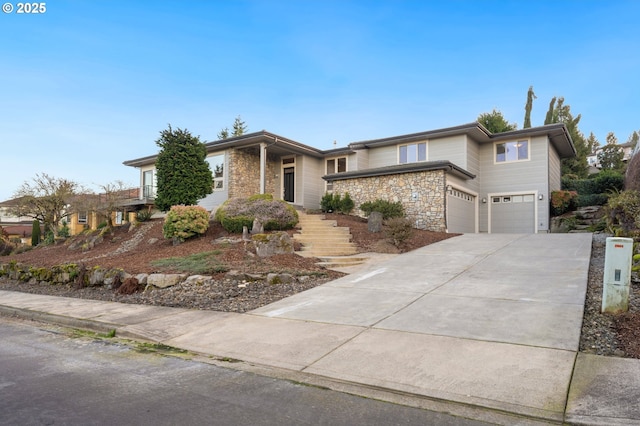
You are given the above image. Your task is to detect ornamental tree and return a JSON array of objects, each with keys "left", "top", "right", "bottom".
[{"left": 154, "top": 125, "right": 213, "bottom": 212}]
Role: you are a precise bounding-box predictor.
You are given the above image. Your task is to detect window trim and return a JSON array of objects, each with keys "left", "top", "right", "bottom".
[
  {"left": 325, "top": 156, "right": 347, "bottom": 192},
  {"left": 494, "top": 140, "right": 530, "bottom": 164},
  {"left": 78, "top": 211, "right": 88, "bottom": 224},
  {"left": 207, "top": 153, "right": 225, "bottom": 191},
  {"left": 398, "top": 142, "right": 427, "bottom": 164}
]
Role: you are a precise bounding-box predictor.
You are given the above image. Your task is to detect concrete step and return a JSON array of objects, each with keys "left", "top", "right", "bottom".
[{"left": 295, "top": 212, "right": 357, "bottom": 257}]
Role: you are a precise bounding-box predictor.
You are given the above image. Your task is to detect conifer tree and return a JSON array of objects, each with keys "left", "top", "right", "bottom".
[
  {"left": 523, "top": 86, "right": 536, "bottom": 128},
  {"left": 31, "top": 219, "right": 40, "bottom": 246},
  {"left": 154, "top": 125, "right": 213, "bottom": 212}
]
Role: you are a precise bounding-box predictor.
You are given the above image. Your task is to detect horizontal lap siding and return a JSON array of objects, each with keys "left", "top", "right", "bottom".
[{"left": 479, "top": 136, "right": 550, "bottom": 232}]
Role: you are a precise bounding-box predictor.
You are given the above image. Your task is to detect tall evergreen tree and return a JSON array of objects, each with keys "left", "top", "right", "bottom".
[
  {"left": 477, "top": 109, "right": 517, "bottom": 133},
  {"left": 218, "top": 115, "right": 248, "bottom": 140},
  {"left": 543, "top": 97, "right": 589, "bottom": 178},
  {"left": 31, "top": 219, "right": 41, "bottom": 246},
  {"left": 154, "top": 125, "right": 213, "bottom": 212},
  {"left": 232, "top": 115, "right": 247, "bottom": 136},
  {"left": 586, "top": 132, "right": 600, "bottom": 154},
  {"left": 523, "top": 86, "right": 536, "bottom": 128},
  {"left": 626, "top": 130, "right": 639, "bottom": 149}
]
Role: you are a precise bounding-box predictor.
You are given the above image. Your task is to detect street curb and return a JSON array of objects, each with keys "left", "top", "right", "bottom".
[{"left": 0, "top": 304, "right": 561, "bottom": 426}]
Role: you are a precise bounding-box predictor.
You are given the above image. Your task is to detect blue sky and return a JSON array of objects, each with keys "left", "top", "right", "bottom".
[{"left": 1, "top": 0, "right": 638, "bottom": 201}]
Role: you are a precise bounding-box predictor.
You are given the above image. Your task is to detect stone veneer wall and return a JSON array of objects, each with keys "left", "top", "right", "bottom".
[
  {"left": 228, "top": 148, "right": 278, "bottom": 199},
  {"left": 333, "top": 170, "right": 447, "bottom": 232}
]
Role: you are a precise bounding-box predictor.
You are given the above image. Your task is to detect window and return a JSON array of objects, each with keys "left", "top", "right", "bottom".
[
  {"left": 143, "top": 170, "right": 155, "bottom": 198},
  {"left": 326, "top": 157, "right": 347, "bottom": 191},
  {"left": 496, "top": 140, "right": 529, "bottom": 163},
  {"left": 399, "top": 142, "right": 426, "bottom": 164},
  {"left": 207, "top": 154, "right": 225, "bottom": 190},
  {"left": 78, "top": 211, "right": 88, "bottom": 224}
]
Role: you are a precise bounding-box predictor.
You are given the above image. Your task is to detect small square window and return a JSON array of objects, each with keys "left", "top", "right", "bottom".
[{"left": 492, "top": 197, "right": 501, "bottom": 203}]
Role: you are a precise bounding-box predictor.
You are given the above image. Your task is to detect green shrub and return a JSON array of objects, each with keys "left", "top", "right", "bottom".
[
  {"left": 561, "top": 170, "right": 624, "bottom": 209},
  {"left": 550, "top": 190, "right": 578, "bottom": 216},
  {"left": 339, "top": 192, "right": 354, "bottom": 214},
  {"left": 320, "top": 192, "right": 337, "bottom": 212},
  {"left": 385, "top": 217, "right": 413, "bottom": 248},
  {"left": 576, "top": 193, "right": 609, "bottom": 207},
  {"left": 605, "top": 190, "right": 640, "bottom": 237},
  {"left": 136, "top": 210, "right": 153, "bottom": 222},
  {"left": 248, "top": 193, "right": 274, "bottom": 201},
  {"left": 215, "top": 196, "right": 298, "bottom": 233},
  {"left": 31, "top": 220, "right": 41, "bottom": 246},
  {"left": 58, "top": 222, "right": 70, "bottom": 238},
  {"left": 163, "top": 205, "right": 210, "bottom": 242},
  {"left": 359, "top": 199, "right": 405, "bottom": 219}
]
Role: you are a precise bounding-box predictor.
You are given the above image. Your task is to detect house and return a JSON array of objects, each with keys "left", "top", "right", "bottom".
[
  {"left": 587, "top": 141, "right": 636, "bottom": 170},
  {"left": 123, "top": 122, "right": 575, "bottom": 234}
]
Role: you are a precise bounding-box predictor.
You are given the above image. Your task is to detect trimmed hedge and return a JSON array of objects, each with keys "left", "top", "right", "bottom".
[{"left": 214, "top": 195, "right": 298, "bottom": 233}]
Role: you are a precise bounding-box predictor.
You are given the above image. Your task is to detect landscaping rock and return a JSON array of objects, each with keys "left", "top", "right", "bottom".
[
  {"left": 252, "top": 232, "right": 294, "bottom": 258},
  {"left": 267, "top": 273, "right": 295, "bottom": 285},
  {"left": 368, "top": 211, "right": 383, "bottom": 233},
  {"left": 147, "top": 273, "right": 187, "bottom": 289},
  {"left": 251, "top": 218, "right": 264, "bottom": 234},
  {"left": 183, "top": 275, "right": 213, "bottom": 286}
]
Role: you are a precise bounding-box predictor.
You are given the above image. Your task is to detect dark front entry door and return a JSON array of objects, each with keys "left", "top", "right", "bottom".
[{"left": 283, "top": 167, "right": 295, "bottom": 202}]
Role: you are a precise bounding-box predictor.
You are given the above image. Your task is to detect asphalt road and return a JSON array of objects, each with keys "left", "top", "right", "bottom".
[{"left": 0, "top": 316, "right": 491, "bottom": 426}]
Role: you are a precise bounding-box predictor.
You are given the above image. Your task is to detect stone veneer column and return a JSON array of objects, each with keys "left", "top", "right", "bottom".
[
  {"left": 228, "top": 148, "right": 279, "bottom": 199},
  {"left": 333, "top": 170, "right": 446, "bottom": 232}
]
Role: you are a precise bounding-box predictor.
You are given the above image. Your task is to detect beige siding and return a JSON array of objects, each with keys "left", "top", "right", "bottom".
[
  {"left": 300, "top": 156, "right": 324, "bottom": 209},
  {"left": 428, "top": 135, "right": 467, "bottom": 166},
  {"left": 368, "top": 145, "right": 398, "bottom": 168},
  {"left": 352, "top": 149, "right": 369, "bottom": 171},
  {"left": 478, "top": 135, "right": 551, "bottom": 232},
  {"left": 548, "top": 144, "right": 561, "bottom": 191},
  {"left": 465, "top": 137, "right": 480, "bottom": 193}
]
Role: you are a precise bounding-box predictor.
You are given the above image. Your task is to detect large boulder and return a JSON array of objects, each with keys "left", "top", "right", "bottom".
[
  {"left": 252, "top": 232, "right": 294, "bottom": 258},
  {"left": 147, "top": 273, "right": 187, "bottom": 289}
]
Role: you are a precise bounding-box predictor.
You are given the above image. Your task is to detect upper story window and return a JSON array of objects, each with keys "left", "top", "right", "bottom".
[
  {"left": 326, "top": 157, "right": 346, "bottom": 174},
  {"left": 326, "top": 157, "right": 347, "bottom": 191},
  {"left": 207, "top": 154, "right": 225, "bottom": 190},
  {"left": 399, "top": 142, "right": 426, "bottom": 164},
  {"left": 496, "top": 140, "right": 529, "bottom": 163}
]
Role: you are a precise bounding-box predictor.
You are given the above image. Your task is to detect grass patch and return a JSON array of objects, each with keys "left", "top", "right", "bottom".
[
  {"left": 150, "top": 250, "right": 229, "bottom": 274},
  {"left": 134, "top": 342, "right": 189, "bottom": 355}
]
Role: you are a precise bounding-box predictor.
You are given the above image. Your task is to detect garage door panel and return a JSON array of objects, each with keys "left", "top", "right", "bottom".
[
  {"left": 491, "top": 194, "right": 534, "bottom": 233},
  {"left": 447, "top": 189, "right": 475, "bottom": 233}
]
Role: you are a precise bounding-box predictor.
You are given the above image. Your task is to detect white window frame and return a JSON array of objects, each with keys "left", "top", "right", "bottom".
[
  {"left": 398, "top": 142, "right": 427, "bottom": 164},
  {"left": 495, "top": 140, "right": 530, "bottom": 164},
  {"left": 78, "top": 211, "right": 88, "bottom": 224},
  {"left": 207, "top": 154, "right": 225, "bottom": 191},
  {"left": 325, "top": 156, "right": 347, "bottom": 192}
]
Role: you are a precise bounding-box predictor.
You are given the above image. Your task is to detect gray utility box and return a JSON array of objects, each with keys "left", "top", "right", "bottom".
[{"left": 601, "top": 237, "right": 633, "bottom": 314}]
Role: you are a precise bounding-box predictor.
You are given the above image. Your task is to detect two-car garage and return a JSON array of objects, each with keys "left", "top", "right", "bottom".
[{"left": 446, "top": 188, "right": 538, "bottom": 234}]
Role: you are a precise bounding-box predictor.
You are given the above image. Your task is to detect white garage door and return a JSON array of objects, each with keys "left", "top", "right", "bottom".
[
  {"left": 490, "top": 194, "right": 535, "bottom": 233},
  {"left": 447, "top": 188, "right": 476, "bottom": 233}
]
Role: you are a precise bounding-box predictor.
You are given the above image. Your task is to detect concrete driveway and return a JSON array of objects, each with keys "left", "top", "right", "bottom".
[{"left": 251, "top": 233, "right": 592, "bottom": 422}]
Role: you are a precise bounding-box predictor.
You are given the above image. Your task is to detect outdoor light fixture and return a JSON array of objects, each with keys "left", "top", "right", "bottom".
[
  {"left": 482, "top": 198, "right": 487, "bottom": 204},
  {"left": 539, "top": 194, "right": 544, "bottom": 200}
]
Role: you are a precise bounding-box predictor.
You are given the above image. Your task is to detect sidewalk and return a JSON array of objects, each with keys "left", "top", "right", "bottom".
[{"left": 1, "top": 233, "right": 639, "bottom": 425}]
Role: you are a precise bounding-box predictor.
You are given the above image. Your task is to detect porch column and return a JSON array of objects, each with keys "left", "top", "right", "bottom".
[{"left": 259, "top": 142, "right": 266, "bottom": 194}]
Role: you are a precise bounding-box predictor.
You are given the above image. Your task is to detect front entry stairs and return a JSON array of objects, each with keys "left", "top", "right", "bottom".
[{"left": 294, "top": 212, "right": 367, "bottom": 269}]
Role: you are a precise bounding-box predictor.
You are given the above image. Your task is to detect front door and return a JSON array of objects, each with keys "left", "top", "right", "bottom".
[{"left": 283, "top": 167, "right": 295, "bottom": 202}]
